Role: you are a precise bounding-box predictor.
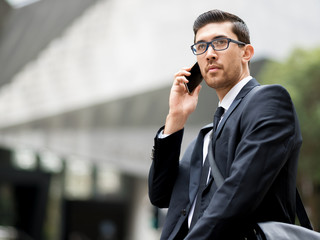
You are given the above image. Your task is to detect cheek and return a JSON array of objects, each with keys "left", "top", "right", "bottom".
[
  {"left": 227, "top": 54, "right": 241, "bottom": 70},
  {"left": 197, "top": 59, "right": 206, "bottom": 76}
]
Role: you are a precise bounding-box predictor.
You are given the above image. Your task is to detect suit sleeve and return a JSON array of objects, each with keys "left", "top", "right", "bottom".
[
  {"left": 148, "top": 126, "right": 184, "bottom": 208},
  {"left": 186, "top": 85, "right": 302, "bottom": 239}
]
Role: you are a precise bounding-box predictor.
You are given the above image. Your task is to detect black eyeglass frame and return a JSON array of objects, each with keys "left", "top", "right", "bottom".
[{"left": 190, "top": 37, "right": 246, "bottom": 55}]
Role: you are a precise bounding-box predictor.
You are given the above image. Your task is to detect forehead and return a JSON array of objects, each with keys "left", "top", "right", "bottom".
[{"left": 195, "top": 22, "right": 236, "bottom": 42}]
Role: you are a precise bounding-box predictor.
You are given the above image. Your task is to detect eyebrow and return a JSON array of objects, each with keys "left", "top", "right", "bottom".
[{"left": 195, "top": 35, "right": 228, "bottom": 44}]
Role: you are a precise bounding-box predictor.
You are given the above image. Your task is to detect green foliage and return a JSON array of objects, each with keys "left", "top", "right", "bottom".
[{"left": 258, "top": 47, "right": 320, "bottom": 183}]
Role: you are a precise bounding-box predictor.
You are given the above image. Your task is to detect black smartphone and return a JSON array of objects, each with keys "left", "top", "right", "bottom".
[{"left": 185, "top": 62, "right": 203, "bottom": 94}]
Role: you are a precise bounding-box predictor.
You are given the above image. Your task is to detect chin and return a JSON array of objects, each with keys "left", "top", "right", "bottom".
[{"left": 204, "top": 77, "right": 219, "bottom": 88}]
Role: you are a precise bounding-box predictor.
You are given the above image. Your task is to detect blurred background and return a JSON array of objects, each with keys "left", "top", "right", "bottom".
[{"left": 0, "top": 0, "right": 319, "bottom": 239}]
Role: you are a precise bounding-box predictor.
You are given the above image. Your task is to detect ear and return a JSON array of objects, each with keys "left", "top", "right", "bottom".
[{"left": 241, "top": 44, "right": 254, "bottom": 63}]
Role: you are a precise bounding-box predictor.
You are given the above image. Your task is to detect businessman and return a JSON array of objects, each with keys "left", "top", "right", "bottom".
[{"left": 148, "top": 9, "right": 302, "bottom": 239}]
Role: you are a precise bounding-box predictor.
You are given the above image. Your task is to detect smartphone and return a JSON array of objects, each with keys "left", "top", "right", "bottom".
[{"left": 185, "top": 62, "right": 203, "bottom": 94}]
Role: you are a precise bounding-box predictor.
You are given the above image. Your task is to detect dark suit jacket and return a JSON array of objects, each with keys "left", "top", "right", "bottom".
[{"left": 148, "top": 79, "right": 302, "bottom": 239}]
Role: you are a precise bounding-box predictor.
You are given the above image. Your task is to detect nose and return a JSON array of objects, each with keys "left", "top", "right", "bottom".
[{"left": 206, "top": 44, "right": 217, "bottom": 60}]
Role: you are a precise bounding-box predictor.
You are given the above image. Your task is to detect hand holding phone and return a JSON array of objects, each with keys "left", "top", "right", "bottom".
[{"left": 185, "top": 62, "right": 203, "bottom": 94}]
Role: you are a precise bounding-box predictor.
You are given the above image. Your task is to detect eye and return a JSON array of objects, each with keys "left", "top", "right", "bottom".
[
  {"left": 214, "top": 39, "right": 227, "bottom": 47},
  {"left": 196, "top": 43, "right": 207, "bottom": 51}
]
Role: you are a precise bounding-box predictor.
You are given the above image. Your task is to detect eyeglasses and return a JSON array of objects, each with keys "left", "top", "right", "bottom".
[{"left": 191, "top": 37, "right": 246, "bottom": 55}]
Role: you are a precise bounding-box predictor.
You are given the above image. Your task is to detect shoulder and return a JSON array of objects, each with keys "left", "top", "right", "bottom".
[
  {"left": 240, "top": 84, "right": 296, "bottom": 128},
  {"left": 245, "top": 84, "right": 293, "bottom": 108},
  {"left": 251, "top": 84, "right": 291, "bottom": 99}
]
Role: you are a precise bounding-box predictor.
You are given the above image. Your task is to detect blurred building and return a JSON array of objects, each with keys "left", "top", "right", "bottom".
[{"left": 0, "top": 0, "right": 319, "bottom": 239}]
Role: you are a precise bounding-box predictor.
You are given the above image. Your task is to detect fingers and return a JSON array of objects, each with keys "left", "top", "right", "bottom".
[
  {"left": 173, "top": 67, "right": 191, "bottom": 86},
  {"left": 174, "top": 67, "right": 191, "bottom": 78}
]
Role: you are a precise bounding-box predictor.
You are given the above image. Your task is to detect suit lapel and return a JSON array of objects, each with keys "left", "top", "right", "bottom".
[
  {"left": 212, "top": 78, "right": 260, "bottom": 143},
  {"left": 188, "top": 79, "right": 259, "bottom": 202},
  {"left": 189, "top": 124, "right": 212, "bottom": 203}
]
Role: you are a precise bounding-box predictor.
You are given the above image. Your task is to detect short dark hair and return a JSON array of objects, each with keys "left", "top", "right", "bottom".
[{"left": 193, "top": 9, "right": 250, "bottom": 44}]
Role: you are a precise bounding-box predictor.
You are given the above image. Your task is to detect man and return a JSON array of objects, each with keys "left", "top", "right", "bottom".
[{"left": 148, "top": 9, "right": 302, "bottom": 239}]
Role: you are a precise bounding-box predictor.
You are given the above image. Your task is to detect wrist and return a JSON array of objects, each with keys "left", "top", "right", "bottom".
[{"left": 164, "top": 112, "right": 188, "bottom": 135}]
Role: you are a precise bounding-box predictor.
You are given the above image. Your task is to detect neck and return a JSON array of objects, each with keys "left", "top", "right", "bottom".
[{"left": 217, "top": 73, "right": 250, "bottom": 102}]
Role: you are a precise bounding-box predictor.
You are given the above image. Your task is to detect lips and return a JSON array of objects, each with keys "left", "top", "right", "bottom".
[{"left": 207, "top": 65, "right": 221, "bottom": 73}]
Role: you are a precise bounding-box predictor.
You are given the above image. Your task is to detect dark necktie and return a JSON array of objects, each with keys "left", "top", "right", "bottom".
[
  {"left": 213, "top": 106, "right": 225, "bottom": 131},
  {"left": 190, "top": 106, "right": 224, "bottom": 229}
]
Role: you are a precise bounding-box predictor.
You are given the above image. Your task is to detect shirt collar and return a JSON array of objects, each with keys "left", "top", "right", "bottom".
[{"left": 219, "top": 76, "right": 253, "bottom": 111}]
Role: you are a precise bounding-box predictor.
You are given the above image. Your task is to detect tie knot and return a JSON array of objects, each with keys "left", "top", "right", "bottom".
[{"left": 214, "top": 106, "right": 224, "bottom": 119}]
